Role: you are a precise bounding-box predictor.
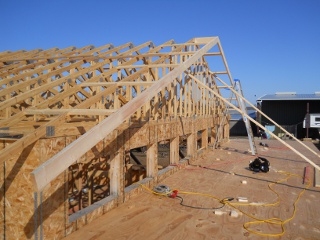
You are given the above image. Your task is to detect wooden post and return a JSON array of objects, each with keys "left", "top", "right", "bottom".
[
  {"left": 147, "top": 123, "right": 158, "bottom": 178},
  {"left": 88, "top": 169, "right": 93, "bottom": 206},
  {"left": 146, "top": 143, "right": 158, "bottom": 178},
  {"left": 202, "top": 128, "right": 208, "bottom": 149},
  {"left": 109, "top": 147, "right": 121, "bottom": 197},
  {"left": 187, "top": 117, "right": 196, "bottom": 160},
  {"left": 5, "top": 93, "right": 11, "bottom": 118},
  {"left": 170, "top": 136, "right": 179, "bottom": 165},
  {"left": 187, "top": 79, "right": 192, "bottom": 117},
  {"left": 118, "top": 131, "right": 125, "bottom": 202},
  {"left": 191, "top": 74, "right": 320, "bottom": 171},
  {"left": 179, "top": 77, "right": 183, "bottom": 116},
  {"left": 78, "top": 163, "right": 83, "bottom": 210}
]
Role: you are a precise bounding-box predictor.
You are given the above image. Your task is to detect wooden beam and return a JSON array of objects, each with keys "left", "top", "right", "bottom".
[
  {"left": 203, "top": 52, "right": 221, "bottom": 56},
  {"left": 211, "top": 73, "right": 320, "bottom": 159},
  {"left": 0, "top": 49, "right": 125, "bottom": 109},
  {"left": 114, "top": 63, "right": 179, "bottom": 69},
  {"left": 109, "top": 150, "right": 121, "bottom": 196},
  {"left": 146, "top": 143, "right": 158, "bottom": 178},
  {"left": 210, "top": 71, "right": 228, "bottom": 75},
  {"left": 160, "top": 42, "right": 202, "bottom": 47},
  {"left": 187, "top": 132, "right": 196, "bottom": 159},
  {"left": 217, "top": 85, "right": 231, "bottom": 89},
  {"left": 189, "top": 74, "right": 320, "bottom": 172},
  {"left": 81, "top": 82, "right": 154, "bottom": 87},
  {"left": 31, "top": 37, "right": 220, "bottom": 191},
  {"left": 194, "top": 37, "right": 217, "bottom": 44},
  {"left": 0, "top": 42, "right": 158, "bottom": 163},
  {"left": 0, "top": 51, "right": 218, "bottom": 63},
  {"left": 201, "top": 128, "right": 208, "bottom": 149},
  {"left": 24, "top": 109, "right": 115, "bottom": 116},
  {"left": 0, "top": 45, "right": 93, "bottom": 78},
  {"left": 0, "top": 41, "right": 153, "bottom": 108},
  {"left": 3, "top": 38, "right": 171, "bottom": 160},
  {"left": 170, "top": 136, "right": 179, "bottom": 165},
  {"left": 0, "top": 44, "right": 114, "bottom": 93}
]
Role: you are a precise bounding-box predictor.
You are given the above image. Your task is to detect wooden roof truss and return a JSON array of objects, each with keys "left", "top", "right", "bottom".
[{"left": 0, "top": 37, "right": 237, "bottom": 191}]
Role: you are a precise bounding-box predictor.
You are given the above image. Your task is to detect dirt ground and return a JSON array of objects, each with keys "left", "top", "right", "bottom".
[{"left": 64, "top": 138, "right": 320, "bottom": 240}]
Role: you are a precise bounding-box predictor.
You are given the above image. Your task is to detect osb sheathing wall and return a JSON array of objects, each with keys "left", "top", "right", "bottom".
[
  {"left": 1, "top": 116, "right": 229, "bottom": 239},
  {"left": 1, "top": 137, "right": 69, "bottom": 239},
  {"left": 0, "top": 37, "right": 234, "bottom": 239}
]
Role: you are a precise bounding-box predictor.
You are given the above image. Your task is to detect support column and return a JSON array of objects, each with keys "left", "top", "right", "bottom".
[
  {"left": 109, "top": 131, "right": 124, "bottom": 200},
  {"left": 187, "top": 133, "right": 196, "bottom": 160},
  {"left": 146, "top": 143, "right": 158, "bottom": 178},
  {"left": 170, "top": 137, "right": 179, "bottom": 165},
  {"left": 147, "top": 123, "right": 158, "bottom": 179},
  {"left": 201, "top": 128, "right": 208, "bottom": 149},
  {"left": 209, "top": 127, "right": 215, "bottom": 145},
  {"left": 109, "top": 151, "right": 121, "bottom": 197}
]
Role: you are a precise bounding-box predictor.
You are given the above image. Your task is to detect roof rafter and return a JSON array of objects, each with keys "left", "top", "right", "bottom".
[
  {"left": 0, "top": 39, "right": 176, "bottom": 161},
  {"left": 30, "top": 37, "right": 219, "bottom": 191}
]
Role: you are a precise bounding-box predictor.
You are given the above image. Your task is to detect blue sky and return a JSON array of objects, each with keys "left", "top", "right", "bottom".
[{"left": 1, "top": 0, "right": 319, "bottom": 103}]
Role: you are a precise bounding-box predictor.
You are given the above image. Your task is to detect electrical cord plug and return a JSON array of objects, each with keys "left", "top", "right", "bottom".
[
  {"left": 220, "top": 197, "right": 234, "bottom": 204},
  {"left": 169, "top": 190, "right": 178, "bottom": 198}
]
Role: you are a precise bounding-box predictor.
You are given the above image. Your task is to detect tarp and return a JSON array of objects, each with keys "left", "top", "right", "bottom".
[{"left": 265, "top": 125, "right": 276, "bottom": 139}]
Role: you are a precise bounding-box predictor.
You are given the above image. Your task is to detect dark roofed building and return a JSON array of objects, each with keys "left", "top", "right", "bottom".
[
  {"left": 257, "top": 92, "right": 320, "bottom": 139},
  {"left": 229, "top": 107, "right": 257, "bottom": 136}
]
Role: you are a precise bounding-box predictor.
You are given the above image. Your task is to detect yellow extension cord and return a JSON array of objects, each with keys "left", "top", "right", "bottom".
[{"left": 135, "top": 170, "right": 311, "bottom": 237}]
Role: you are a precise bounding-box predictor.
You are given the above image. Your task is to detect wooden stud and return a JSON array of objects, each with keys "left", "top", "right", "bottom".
[
  {"left": 109, "top": 149, "right": 121, "bottom": 196},
  {"left": 201, "top": 128, "right": 208, "bottom": 149},
  {"left": 0, "top": 37, "right": 241, "bottom": 238},
  {"left": 146, "top": 143, "right": 158, "bottom": 178},
  {"left": 170, "top": 136, "right": 179, "bottom": 165}
]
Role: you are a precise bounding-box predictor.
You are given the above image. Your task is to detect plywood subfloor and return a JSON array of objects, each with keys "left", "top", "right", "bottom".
[{"left": 64, "top": 139, "right": 320, "bottom": 240}]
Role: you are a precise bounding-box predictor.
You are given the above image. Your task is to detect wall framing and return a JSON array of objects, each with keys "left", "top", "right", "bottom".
[{"left": 0, "top": 37, "right": 232, "bottom": 239}]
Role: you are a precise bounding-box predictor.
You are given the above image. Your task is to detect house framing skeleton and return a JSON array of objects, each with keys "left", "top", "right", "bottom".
[
  {"left": 2, "top": 37, "right": 319, "bottom": 239},
  {"left": 0, "top": 37, "right": 234, "bottom": 239}
]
